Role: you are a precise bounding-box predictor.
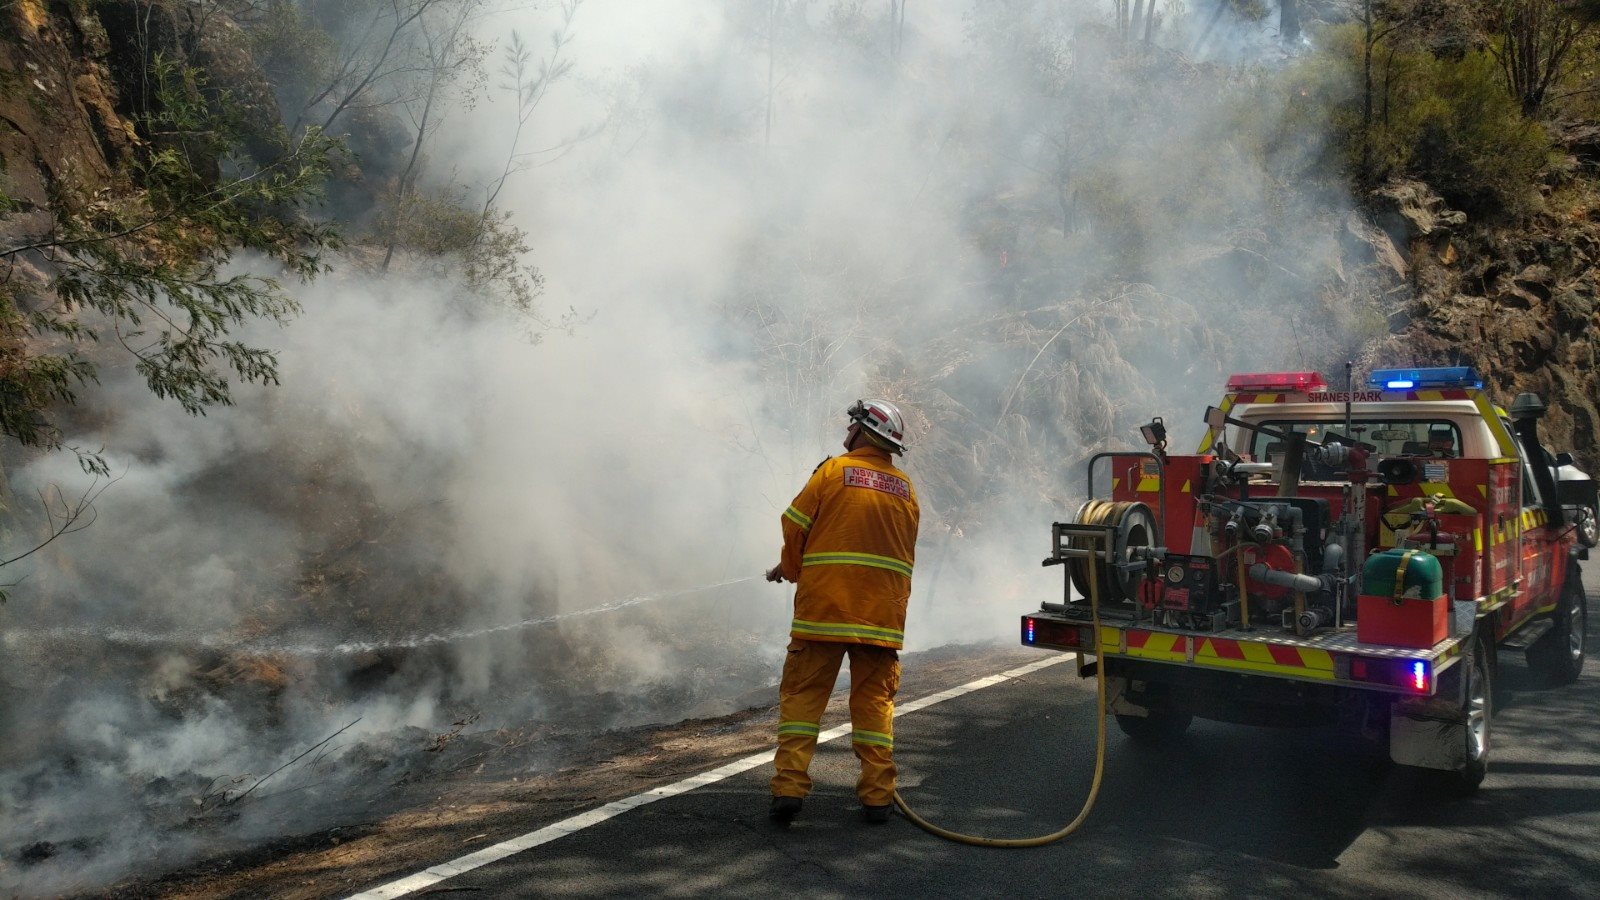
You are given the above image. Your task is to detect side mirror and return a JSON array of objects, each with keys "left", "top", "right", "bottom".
[
  {"left": 1557, "top": 478, "right": 1599, "bottom": 509},
  {"left": 1556, "top": 451, "right": 1575, "bottom": 467},
  {"left": 1204, "top": 406, "right": 1228, "bottom": 430}
]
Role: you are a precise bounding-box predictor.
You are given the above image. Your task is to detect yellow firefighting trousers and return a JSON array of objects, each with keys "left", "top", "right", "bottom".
[{"left": 770, "top": 638, "right": 901, "bottom": 807}]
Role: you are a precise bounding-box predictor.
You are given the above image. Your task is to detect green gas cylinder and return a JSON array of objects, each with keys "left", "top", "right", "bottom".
[{"left": 1362, "top": 548, "right": 1444, "bottom": 600}]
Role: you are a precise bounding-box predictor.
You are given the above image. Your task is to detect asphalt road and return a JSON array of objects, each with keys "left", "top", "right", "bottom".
[{"left": 348, "top": 590, "right": 1600, "bottom": 899}]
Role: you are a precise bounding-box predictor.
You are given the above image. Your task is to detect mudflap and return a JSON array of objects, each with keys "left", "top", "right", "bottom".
[
  {"left": 1389, "top": 700, "right": 1468, "bottom": 771},
  {"left": 1388, "top": 641, "right": 1477, "bottom": 772}
]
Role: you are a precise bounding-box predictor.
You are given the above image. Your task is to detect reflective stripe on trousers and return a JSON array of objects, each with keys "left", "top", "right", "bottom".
[{"left": 771, "top": 638, "right": 900, "bottom": 806}]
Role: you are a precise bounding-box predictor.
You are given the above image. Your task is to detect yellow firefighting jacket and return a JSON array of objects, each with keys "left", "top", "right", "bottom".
[{"left": 780, "top": 445, "right": 920, "bottom": 649}]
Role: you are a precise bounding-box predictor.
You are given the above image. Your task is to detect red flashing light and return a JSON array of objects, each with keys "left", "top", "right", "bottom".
[
  {"left": 1411, "top": 660, "right": 1429, "bottom": 693},
  {"left": 1021, "top": 616, "right": 1082, "bottom": 650},
  {"left": 1346, "top": 655, "right": 1432, "bottom": 694},
  {"left": 1225, "top": 371, "right": 1328, "bottom": 393}
]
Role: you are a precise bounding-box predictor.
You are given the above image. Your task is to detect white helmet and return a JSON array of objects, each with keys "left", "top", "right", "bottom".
[{"left": 847, "top": 399, "right": 908, "bottom": 454}]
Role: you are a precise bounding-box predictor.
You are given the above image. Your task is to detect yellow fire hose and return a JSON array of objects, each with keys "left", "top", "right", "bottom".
[{"left": 891, "top": 539, "right": 1109, "bottom": 847}]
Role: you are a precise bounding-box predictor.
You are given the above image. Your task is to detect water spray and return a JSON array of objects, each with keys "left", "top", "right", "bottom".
[{"left": 0, "top": 575, "right": 762, "bottom": 657}]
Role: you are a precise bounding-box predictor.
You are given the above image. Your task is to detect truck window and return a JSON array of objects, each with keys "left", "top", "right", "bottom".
[
  {"left": 1252, "top": 420, "right": 1463, "bottom": 462},
  {"left": 1517, "top": 435, "right": 1543, "bottom": 507}
]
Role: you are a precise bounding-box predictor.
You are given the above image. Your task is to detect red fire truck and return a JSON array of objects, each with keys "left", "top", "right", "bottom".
[{"left": 1021, "top": 367, "right": 1589, "bottom": 793}]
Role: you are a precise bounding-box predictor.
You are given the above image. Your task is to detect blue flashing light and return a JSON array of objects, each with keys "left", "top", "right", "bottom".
[
  {"left": 1025, "top": 617, "right": 1036, "bottom": 644},
  {"left": 1368, "top": 366, "right": 1484, "bottom": 391},
  {"left": 1410, "top": 660, "right": 1429, "bottom": 693}
]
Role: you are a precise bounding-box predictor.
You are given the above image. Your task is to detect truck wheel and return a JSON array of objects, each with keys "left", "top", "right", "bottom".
[
  {"left": 1575, "top": 505, "right": 1599, "bottom": 549},
  {"left": 1115, "top": 709, "right": 1192, "bottom": 746},
  {"left": 1529, "top": 572, "right": 1587, "bottom": 685},
  {"left": 1434, "top": 636, "right": 1491, "bottom": 797}
]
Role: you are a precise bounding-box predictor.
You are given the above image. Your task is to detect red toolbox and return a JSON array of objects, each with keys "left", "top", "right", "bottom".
[
  {"left": 1357, "top": 593, "right": 1449, "bottom": 649},
  {"left": 1358, "top": 548, "right": 1450, "bottom": 648}
]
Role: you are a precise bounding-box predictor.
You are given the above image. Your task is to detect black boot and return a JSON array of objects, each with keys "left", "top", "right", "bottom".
[
  {"left": 860, "top": 803, "right": 892, "bottom": 824},
  {"left": 769, "top": 795, "right": 803, "bottom": 824}
]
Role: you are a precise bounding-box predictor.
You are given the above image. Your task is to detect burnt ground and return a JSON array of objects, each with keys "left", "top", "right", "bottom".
[{"left": 99, "top": 643, "right": 1040, "bottom": 900}]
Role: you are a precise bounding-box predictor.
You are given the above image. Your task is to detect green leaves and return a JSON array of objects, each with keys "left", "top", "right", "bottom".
[{"left": 0, "top": 53, "right": 341, "bottom": 452}]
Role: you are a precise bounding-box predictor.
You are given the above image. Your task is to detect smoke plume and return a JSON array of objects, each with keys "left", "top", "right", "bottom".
[{"left": 0, "top": 1, "right": 1362, "bottom": 892}]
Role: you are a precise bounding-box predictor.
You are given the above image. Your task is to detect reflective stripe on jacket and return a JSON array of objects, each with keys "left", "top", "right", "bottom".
[{"left": 780, "top": 445, "right": 920, "bottom": 649}]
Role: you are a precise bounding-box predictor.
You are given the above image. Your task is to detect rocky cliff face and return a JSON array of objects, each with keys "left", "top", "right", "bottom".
[
  {"left": 0, "top": 2, "right": 130, "bottom": 245},
  {"left": 1373, "top": 161, "right": 1600, "bottom": 471},
  {"left": 0, "top": 0, "right": 280, "bottom": 256}
]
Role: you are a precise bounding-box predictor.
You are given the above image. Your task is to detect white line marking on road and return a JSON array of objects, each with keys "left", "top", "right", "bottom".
[{"left": 346, "top": 654, "right": 1070, "bottom": 899}]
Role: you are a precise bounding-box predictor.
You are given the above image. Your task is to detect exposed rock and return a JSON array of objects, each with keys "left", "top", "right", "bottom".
[
  {"left": 1499, "top": 284, "right": 1541, "bottom": 310},
  {"left": 1511, "top": 263, "right": 1555, "bottom": 302},
  {"left": 1384, "top": 178, "right": 1600, "bottom": 471},
  {"left": 1343, "top": 212, "right": 1409, "bottom": 280},
  {"left": 1372, "top": 179, "right": 1468, "bottom": 239},
  {"left": 1551, "top": 120, "right": 1600, "bottom": 169},
  {"left": 186, "top": 7, "right": 286, "bottom": 165},
  {"left": 1552, "top": 288, "right": 1594, "bottom": 330}
]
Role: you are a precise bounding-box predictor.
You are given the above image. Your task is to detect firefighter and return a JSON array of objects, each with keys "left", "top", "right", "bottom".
[{"left": 764, "top": 399, "right": 920, "bottom": 825}]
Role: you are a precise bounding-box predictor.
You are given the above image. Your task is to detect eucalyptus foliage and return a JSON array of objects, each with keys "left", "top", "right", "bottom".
[{"left": 0, "top": 56, "right": 340, "bottom": 471}]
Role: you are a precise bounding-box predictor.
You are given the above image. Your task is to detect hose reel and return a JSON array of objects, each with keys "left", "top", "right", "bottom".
[{"left": 1069, "top": 500, "right": 1158, "bottom": 604}]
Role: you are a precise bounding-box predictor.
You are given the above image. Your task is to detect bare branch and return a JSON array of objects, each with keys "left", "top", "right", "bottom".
[{"left": 0, "top": 474, "right": 118, "bottom": 571}]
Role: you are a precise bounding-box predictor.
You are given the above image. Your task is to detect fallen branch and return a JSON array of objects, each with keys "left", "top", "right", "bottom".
[{"left": 231, "top": 718, "right": 362, "bottom": 805}]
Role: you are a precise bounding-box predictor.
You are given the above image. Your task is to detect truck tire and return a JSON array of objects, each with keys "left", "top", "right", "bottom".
[
  {"left": 1575, "top": 505, "right": 1598, "bottom": 549},
  {"left": 1434, "top": 635, "right": 1492, "bottom": 797},
  {"left": 1529, "top": 571, "right": 1587, "bottom": 686},
  {"left": 1115, "top": 709, "right": 1192, "bottom": 746}
]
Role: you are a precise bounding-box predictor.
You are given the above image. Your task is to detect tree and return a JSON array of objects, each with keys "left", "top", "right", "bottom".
[
  {"left": 1282, "top": 0, "right": 1302, "bottom": 44},
  {"left": 0, "top": 56, "right": 339, "bottom": 467},
  {"left": 1482, "top": 0, "right": 1595, "bottom": 115},
  {"left": 379, "top": 0, "right": 489, "bottom": 270},
  {"left": 241, "top": 0, "right": 449, "bottom": 139},
  {"left": 1339, "top": 0, "right": 1476, "bottom": 177},
  {"left": 481, "top": 3, "right": 584, "bottom": 223},
  {"left": 1114, "top": 0, "right": 1161, "bottom": 44}
]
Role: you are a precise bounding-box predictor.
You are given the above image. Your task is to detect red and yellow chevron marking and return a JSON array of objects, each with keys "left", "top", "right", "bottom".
[{"left": 1098, "top": 627, "right": 1335, "bottom": 680}]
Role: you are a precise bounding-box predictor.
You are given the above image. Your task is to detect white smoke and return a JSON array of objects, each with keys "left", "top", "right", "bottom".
[{"left": 0, "top": 0, "right": 1361, "bottom": 892}]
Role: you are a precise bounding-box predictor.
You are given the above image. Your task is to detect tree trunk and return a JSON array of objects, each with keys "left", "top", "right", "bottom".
[
  {"left": 382, "top": 52, "right": 444, "bottom": 271},
  {"left": 1281, "top": 0, "right": 1300, "bottom": 46},
  {"left": 1360, "top": 0, "right": 1374, "bottom": 176}
]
